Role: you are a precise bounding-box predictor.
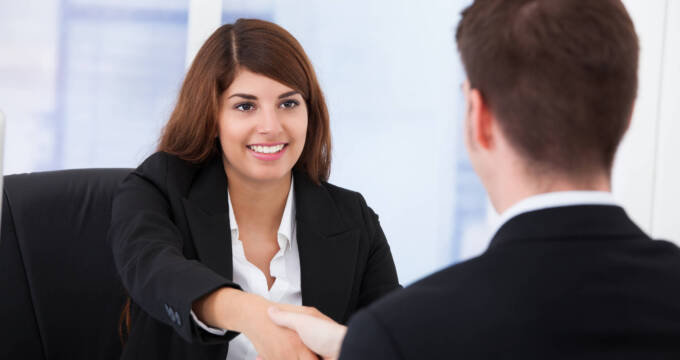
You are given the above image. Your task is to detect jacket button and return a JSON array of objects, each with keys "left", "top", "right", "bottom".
[{"left": 165, "top": 305, "right": 174, "bottom": 320}]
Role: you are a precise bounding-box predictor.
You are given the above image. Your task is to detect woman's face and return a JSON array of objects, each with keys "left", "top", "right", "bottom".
[{"left": 218, "top": 69, "right": 308, "bottom": 184}]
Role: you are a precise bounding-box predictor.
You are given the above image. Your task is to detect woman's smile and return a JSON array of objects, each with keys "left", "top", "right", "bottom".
[{"left": 247, "top": 143, "right": 289, "bottom": 161}]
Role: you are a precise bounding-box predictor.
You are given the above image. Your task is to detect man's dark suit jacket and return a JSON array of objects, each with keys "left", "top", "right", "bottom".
[
  {"left": 340, "top": 205, "right": 680, "bottom": 359},
  {"left": 109, "top": 151, "right": 400, "bottom": 359}
]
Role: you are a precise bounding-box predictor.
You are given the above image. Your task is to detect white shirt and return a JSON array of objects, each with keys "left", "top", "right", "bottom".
[
  {"left": 191, "top": 179, "right": 302, "bottom": 360},
  {"left": 489, "top": 190, "right": 620, "bottom": 241}
]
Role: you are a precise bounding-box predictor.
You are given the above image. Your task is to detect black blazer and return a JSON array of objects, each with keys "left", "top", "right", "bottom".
[
  {"left": 109, "top": 152, "right": 400, "bottom": 359},
  {"left": 340, "top": 205, "right": 680, "bottom": 359}
]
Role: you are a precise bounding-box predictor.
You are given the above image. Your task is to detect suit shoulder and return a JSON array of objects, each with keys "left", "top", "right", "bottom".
[
  {"left": 136, "top": 151, "right": 195, "bottom": 174},
  {"left": 347, "top": 264, "right": 474, "bottom": 357},
  {"left": 366, "top": 255, "right": 491, "bottom": 318},
  {"left": 132, "top": 151, "right": 199, "bottom": 193},
  {"left": 320, "top": 181, "right": 362, "bottom": 202},
  {"left": 319, "top": 181, "right": 372, "bottom": 222},
  {"left": 650, "top": 238, "right": 680, "bottom": 253}
]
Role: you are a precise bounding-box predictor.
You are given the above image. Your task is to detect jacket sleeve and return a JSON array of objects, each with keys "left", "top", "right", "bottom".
[
  {"left": 356, "top": 194, "right": 402, "bottom": 308},
  {"left": 339, "top": 309, "right": 403, "bottom": 360},
  {"left": 109, "top": 153, "right": 240, "bottom": 344}
]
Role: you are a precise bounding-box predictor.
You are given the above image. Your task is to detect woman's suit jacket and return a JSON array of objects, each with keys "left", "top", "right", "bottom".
[{"left": 109, "top": 151, "right": 400, "bottom": 359}]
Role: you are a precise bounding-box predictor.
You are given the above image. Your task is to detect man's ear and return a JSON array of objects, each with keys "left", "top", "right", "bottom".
[
  {"left": 468, "top": 89, "right": 494, "bottom": 150},
  {"left": 624, "top": 101, "right": 636, "bottom": 134}
]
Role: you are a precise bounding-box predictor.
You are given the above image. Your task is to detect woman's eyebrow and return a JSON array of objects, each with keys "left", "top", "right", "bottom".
[
  {"left": 278, "top": 91, "right": 300, "bottom": 99},
  {"left": 228, "top": 93, "right": 257, "bottom": 100},
  {"left": 227, "top": 91, "right": 300, "bottom": 100}
]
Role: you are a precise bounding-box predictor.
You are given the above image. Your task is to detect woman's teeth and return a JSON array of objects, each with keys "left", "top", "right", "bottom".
[{"left": 248, "top": 144, "right": 285, "bottom": 154}]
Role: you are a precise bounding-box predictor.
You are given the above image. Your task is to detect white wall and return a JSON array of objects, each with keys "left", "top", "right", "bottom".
[
  {"left": 652, "top": 0, "right": 680, "bottom": 242},
  {"left": 614, "top": 0, "right": 680, "bottom": 243},
  {"left": 185, "top": 0, "right": 222, "bottom": 68}
]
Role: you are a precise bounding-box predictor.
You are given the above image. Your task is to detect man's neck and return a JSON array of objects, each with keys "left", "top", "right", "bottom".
[{"left": 489, "top": 171, "right": 611, "bottom": 215}]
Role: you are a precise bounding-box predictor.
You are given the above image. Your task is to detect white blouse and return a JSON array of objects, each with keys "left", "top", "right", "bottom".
[{"left": 191, "top": 179, "right": 302, "bottom": 360}]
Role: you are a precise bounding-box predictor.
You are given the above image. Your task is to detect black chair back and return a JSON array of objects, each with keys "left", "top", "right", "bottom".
[{"left": 0, "top": 168, "right": 132, "bottom": 360}]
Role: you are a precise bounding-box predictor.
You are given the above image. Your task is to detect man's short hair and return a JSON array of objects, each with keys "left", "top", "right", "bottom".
[{"left": 456, "top": 0, "right": 639, "bottom": 176}]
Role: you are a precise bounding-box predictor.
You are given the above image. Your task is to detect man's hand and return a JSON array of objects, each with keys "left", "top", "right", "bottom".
[{"left": 266, "top": 306, "right": 348, "bottom": 360}]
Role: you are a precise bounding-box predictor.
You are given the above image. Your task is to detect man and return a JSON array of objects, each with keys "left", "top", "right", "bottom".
[{"left": 267, "top": 0, "right": 680, "bottom": 358}]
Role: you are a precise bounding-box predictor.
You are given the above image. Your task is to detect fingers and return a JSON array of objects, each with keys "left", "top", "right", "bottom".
[
  {"left": 268, "top": 307, "right": 346, "bottom": 358},
  {"left": 276, "top": 303, "right": 312, "bottom": 314},
  {"left": 268, "top": 306, "right": 339, "bottom": 336},
  {"left": 268, "top": 306, "right": 304, "bottom": 331},
  {"left": 275, "top": 304, "right": 332, "bottom": 322},
  {"left": 268, "top": 306, "right": 332, "bottom": 333}
]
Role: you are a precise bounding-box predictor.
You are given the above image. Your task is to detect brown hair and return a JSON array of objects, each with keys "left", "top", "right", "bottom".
[
  {"left": 158, "top": 18, "right": 331, "bottom": 183},
  {"left": 456, "top": 0, "right": 639, "bottom": 176}
]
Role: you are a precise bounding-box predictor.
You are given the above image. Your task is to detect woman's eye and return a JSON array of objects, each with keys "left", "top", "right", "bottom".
[
  {"left": 235, "top": 103, "right": 255, "bottom": 111},
  {"left": 280, "top": 100, "right": 299, "bottom": 109}
]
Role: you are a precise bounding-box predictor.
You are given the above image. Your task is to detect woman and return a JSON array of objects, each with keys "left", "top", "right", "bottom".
[{"left": 109, "top": 19, "right": 400, "bottom": 360}]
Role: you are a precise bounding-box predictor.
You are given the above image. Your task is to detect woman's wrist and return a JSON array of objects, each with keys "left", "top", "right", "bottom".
[
  {"left": 237, "top": 292, "right": 270, "bottom": 336},
  {"left": 193, "top": 287, "right": 251, "bottom": 332},
  {"left": 213, "top": 287, "right": 253, "bottom": 332}
]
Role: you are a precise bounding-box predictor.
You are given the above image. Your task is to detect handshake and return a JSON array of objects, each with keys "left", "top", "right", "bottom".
[{"left": 254, "top": 305, "right": 348, "bottom": 360}]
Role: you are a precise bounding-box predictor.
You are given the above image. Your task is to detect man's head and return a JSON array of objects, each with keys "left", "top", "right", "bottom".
[{"left": 456, "top": 0, "right": 639, "bottom": 207}]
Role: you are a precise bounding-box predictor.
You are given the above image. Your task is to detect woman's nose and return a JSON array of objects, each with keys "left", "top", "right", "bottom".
[{"left": 256, "top": 107, "right": 283, "bottom": 134}]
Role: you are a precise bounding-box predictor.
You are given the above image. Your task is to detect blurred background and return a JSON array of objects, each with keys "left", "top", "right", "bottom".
[{"left": 1, "top": 0, "right": 678, "bottom": 284}]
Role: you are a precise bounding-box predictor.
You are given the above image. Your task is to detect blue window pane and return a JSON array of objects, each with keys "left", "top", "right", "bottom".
[
  {"left": 57, "top": 1, "right": 188, "bottom": 169},
  {"left": 0, "top": 0, "right": 189, "bottom": 172}
]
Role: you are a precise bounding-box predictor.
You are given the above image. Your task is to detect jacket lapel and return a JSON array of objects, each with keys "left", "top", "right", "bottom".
[
  {"left": 294, "top": 172, "right": 359, "bottom": 323},
  {"left": 181, "top": 156, "right": 233, "bottom": 280}
]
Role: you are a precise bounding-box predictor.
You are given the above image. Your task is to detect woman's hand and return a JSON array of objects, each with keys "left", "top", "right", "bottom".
[
  {"left": 242, "top": 295, "right": 318, "bottom": 360},
  {"left": 266, "top": 306, "right": 347, "bottom": 360}
]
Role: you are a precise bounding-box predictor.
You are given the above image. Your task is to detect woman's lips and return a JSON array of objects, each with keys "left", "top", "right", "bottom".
[{"left": 246, "top": 143, "right": 288, "bottom": 161}]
